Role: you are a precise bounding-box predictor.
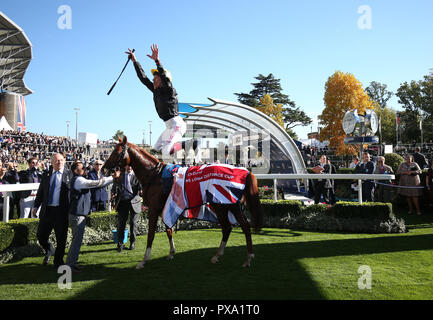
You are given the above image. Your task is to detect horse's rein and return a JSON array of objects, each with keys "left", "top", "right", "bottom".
[
  {"left": 141, "top": 162, "right": 164, "bottom": 201},
  {"left": 118, "top": 143, "right": 164, "bottom": 202},
  {"left": 118, "top": 144, "right": 131, "bottom": 167}
]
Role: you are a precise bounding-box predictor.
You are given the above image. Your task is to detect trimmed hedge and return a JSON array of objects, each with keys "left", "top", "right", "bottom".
[
  {"left": 8, "top": 219, "right": 39, "bottom": 246},
  {"left": 330, "top": 201, "right": 393, "bottom": 221},
  {"left": 260, "top": 199, "right": 303, "bottom": 217},
  {"left": 257, "top": 200, "right": 393, "bottom": 221},
  {"left": 86, "top": 211, "right": 119, "bottom": 232},
  {"left": 0, "top": 223, "right": 15, "bottom": 252}
]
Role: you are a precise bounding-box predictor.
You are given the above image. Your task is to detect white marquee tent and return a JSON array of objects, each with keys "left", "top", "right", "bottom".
[{"left": 0, "top": 116, "right": 13, "bottom": 131}]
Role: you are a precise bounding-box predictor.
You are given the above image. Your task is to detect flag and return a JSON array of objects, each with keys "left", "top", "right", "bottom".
[
  {"left": 16, "top": 95, "right": 26, "bottom": 132},
  {"left": 162, "top": 164, "right": 249, "bottom": 228}
]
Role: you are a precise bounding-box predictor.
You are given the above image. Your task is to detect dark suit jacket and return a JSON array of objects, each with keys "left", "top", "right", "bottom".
[
  {"left": 19, "top": 169, "right": 43, "bottom": 198},
  {"left": 4, "top": 170, "right": 19, "bottom": 200},
  {"left": 0, "top": 177, "right": 9, "bottom": 203},
  {"left": 413, "top": 152, "right": 428, "bottom": 169},
  {"left": 87, "top": 169, "right": 109, "bottom": 202},
  {"left": 112, "top": 171, "right": 142, "bottom": 214},
  {"left": 33, "top": 167, "right": 73, "bottom": 218},
  {"left": 357, "top": 161, "right": 375, "bottom": 184}
]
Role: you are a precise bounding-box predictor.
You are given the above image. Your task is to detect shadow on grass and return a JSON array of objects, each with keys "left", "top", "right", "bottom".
[
  {"left": 198, "top": 228, "right": 303, "bottom": 238},
  {"left": 1, "top": 233, "right": 433, "bottom": 300}
]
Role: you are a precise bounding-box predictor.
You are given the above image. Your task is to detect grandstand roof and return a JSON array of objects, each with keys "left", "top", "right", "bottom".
[
  {"left": 179, "top": 98, "right": 307, "bottom": 174},
  {"left": 0, "top": 11, "right": 32, "bottom": 96}
]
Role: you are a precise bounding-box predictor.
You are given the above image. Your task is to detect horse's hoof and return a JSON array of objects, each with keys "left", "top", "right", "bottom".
[
  {"left": 167, "top": 255, "right": 174, "bottom": 260},
  {"left": 211, "top": 256, "right": 219, "bottom": 264},
  {"left": 136, "top": 261, "right": 146, "bottom": 269},
  {"left": 242, "top": 254, "right": 254, "bottom": 267}
]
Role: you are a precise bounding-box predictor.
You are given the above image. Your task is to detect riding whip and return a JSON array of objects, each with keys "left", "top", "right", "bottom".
[{"left": 107, "top": 49, "right": 135, "bottom": 95}]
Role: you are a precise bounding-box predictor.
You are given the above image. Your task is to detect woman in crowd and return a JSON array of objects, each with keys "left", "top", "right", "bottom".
[{"left": 397, "top": 154, "right": 423, "bottom": 215}]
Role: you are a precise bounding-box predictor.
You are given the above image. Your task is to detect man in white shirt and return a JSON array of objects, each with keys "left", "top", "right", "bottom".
[{"left": 66, "top": 161, "right": 119, "bottom": 272}]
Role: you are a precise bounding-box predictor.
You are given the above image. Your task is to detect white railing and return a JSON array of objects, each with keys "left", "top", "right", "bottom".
[
  {"left": 254, "top": 173, "right": 395, "bottom": 203},
  {"left": 0, "top": 173, "right": 395, "bottom": 223},
  {"left": 0, "top": 183, "right": 39, "bottom": 223}
]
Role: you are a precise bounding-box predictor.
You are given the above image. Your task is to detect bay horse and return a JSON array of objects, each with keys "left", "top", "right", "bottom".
[{"left": 102, "top": 136, "right": 263, "bottom": 268}]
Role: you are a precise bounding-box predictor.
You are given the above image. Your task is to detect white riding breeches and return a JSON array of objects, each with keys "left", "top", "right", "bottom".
[{"left": 154, "top": 116, "right": 187, "bottom": 157}]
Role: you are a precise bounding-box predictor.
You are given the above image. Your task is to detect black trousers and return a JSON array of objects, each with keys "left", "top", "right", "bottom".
[
  {"left": 362, "top": 181, "right": 375, "bottom": 202},
  {"left": 314, "top": 181, "right": 328, "bottom": 204},
  {"left": 91, "top": 200, "right": 106, "bottom": 212},
  {"left": 37, "top": 206, "right": 69, "bottom": 266},
  {"left": 9, "top": 194, "right": 20, "bottom": 219},
  {"left": 116, "top": 200, "right": 139, "bottom": 245}
]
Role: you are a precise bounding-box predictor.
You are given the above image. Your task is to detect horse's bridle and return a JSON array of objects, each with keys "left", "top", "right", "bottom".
[
  {"left": 115, "top": 142, "right": 164, "bottom": 202},
  {"left": 117, "top": 143, "right": 130, "bottom": 168}
]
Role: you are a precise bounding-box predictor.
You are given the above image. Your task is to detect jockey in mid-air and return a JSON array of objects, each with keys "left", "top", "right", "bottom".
[{"left": 126, "top": 44, "right": 187, "bottom": 160}]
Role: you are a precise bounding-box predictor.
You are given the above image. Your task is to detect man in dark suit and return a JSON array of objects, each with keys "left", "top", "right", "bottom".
[
  {"left": 358, "top": 152, "right": 376, "bottom": 202},
  {"left": 313, "top": 155, "right": 331, "bottom": 204},
  {"left": 325, "top": 159, "right": 337, "bottom": 205},
  {"left": 87, "top": 159, "right": 109, "bottom": 212},
  {"left": 5, "top": 162, "right": 20, "bottom": 220},
  {"left": 112, "top": 165, "right": 142, "bottom": 252},
  {"left": 0, "top": 164, "right": 10, "bottom": 221},
  {"left": 413, "top": 147, "right": 428, "bottom": 169},
  {"left": 19, "top": 157, "right": 43, "bottom": 218},
  {"left": 32, "top": 153, "right": 73, "bottom": 269}
]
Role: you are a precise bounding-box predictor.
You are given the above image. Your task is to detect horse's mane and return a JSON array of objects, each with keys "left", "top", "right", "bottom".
[{"left": 126, "top": 142, "right": 161, "bottom": 167}]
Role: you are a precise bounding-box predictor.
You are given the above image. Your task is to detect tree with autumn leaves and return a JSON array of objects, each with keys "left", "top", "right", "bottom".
[
  {"left": 254, "top": 94, "right": 285, "bottom": 128},
  {"left": 319, "top": 71, "right": 375, "bottom": 156}
]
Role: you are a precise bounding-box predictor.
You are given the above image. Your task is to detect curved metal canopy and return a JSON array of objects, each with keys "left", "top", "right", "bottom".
[
  {"left": 0, "top": 11, "right": 33, "bottom": 96},
  {"left": 179, "top": 98, "right": 307, "bottom": 174}
]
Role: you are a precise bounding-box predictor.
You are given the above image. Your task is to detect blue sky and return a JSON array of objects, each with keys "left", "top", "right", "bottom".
[{"left": 2, "top": 0, "right": 432, "bottom": 144}]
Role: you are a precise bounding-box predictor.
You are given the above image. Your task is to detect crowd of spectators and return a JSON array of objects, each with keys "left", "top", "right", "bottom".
[
  {"left": 0, "top": 129, "right": 115, "bottom": 221},
  {"left": 297, "top": 141, "right": 433, "bottom": 170},
  {"left": 0, "top": 129, "right": 112, "bottom": 168}
]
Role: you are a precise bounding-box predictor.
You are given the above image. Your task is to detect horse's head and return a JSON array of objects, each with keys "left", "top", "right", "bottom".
[{"left": 101, "top": 136, "right": 131, "bottom": 175}]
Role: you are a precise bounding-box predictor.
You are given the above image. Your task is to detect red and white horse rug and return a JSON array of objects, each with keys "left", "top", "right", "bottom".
[{"left": 162, "top": 164, "right": 249, "bottom": 228}]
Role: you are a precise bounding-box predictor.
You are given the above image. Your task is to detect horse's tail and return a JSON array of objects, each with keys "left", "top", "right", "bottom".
[{"left": 244, "top": 172, "right": 263, "bottom": 232}]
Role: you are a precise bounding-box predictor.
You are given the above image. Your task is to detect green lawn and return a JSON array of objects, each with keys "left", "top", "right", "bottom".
[{"left": 0, "top": 210, "right": 432, "bottom": 300}]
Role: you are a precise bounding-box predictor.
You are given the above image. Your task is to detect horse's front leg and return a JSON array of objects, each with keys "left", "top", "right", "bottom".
[
  {"left": 166, "top": 227, "right": 176, "bottom": 260},
  {"left": 136, "top": 209, "right": 158, "bottom": 269}
]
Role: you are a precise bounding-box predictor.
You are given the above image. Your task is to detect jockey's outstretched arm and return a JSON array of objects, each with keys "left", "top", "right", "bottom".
[
  {"left": 147, "top": 44, "right": 172, "bottom": 87},
  {"left": 127, "top": 48, "right": 154, "bottom": 92}
]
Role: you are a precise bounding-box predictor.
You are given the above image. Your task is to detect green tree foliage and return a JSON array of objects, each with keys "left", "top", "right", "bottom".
[
  {"left": 384, "top": 153, "right": 404, "bottom": 174},
  {"left": 234, "top": 74, "right": 312, "bottom": 134},
  {"left": 376, "top": 105, "right": 397, "bottom": 145},
  {"left": 112, "top": 130, "right": 124, "bottom": 141},
  {"left": 366, "top": 81, "right": 393, "bottom": 109},
  {"left": 366, "top": 81, "right": 394, "bottom": 144},
  {"left": 396, "top": 71, "right": 433, "bottom": 143},
  {"left": 234, "top": 73, "right": 291, "bottom": 106}
]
